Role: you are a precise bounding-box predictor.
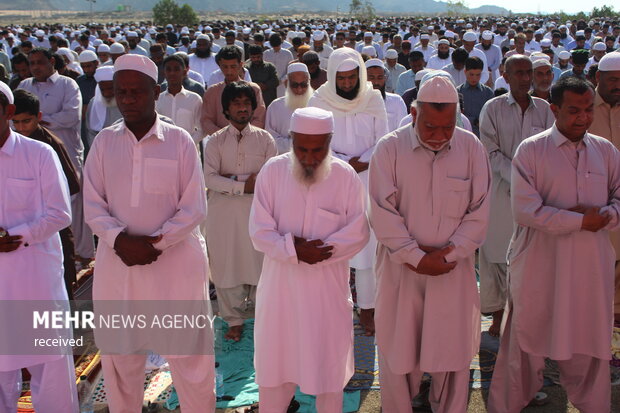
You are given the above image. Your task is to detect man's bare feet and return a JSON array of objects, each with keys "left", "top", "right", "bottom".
[
  {"left": 225, "top": 325, "right": 243, "bottom": 342},
  {"left": 488, "top": 309, "right": 504, "bottom": 337},
  {"left": 359, "top": 308, "right": 375, "bottom": 336}
]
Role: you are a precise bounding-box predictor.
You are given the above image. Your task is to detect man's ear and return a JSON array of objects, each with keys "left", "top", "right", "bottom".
[
  {"left": 550, "top": 103, "right": 560, "bottom": 119},
  {"left": 37, "top": 112, "right": 43, "bottom": 122}
]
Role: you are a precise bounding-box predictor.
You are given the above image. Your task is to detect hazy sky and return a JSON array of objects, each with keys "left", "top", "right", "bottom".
[{"left": 465, "top": 0, "right": 590, "bottom": 14}]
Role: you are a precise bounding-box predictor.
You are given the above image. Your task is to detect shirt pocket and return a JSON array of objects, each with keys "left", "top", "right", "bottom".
[
  {"left": 585, "top": 170, "right": 610, "bottom": 205},
  {"left": 5, "top": 178, "right": 38, "bottom": 222},
  {"left": 445, "top": 177, "right": 471, "bottom": 218},
  {"left": 314, "top": 207, "right": 343, "bottom": 240},
  {"left": 143, "top": 158, "right": 178, "bottom": 195}
]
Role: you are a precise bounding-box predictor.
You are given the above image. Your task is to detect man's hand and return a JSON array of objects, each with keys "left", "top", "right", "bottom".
[
  {"left": 294, "top": 236, "right": 333, "bottom": 264},
  {"left": 568, "top": 205, "right": 587, "bottom": 214},
  {"left": 0, "top": 228, "right": 22, "bottom": 253},
  {"left": 113, "top": 232, "right": 163, "bottom": 267},
  {"left": 406, "top": 245, "right": 457, "bottom": 276},
  {"left": 244, "top": 173, "right": 257, "bottom": 194},
  {"left": 349, "top": 157, "right": 369, "bottom": 174},
  {"left": 581, "top": 207, "right": 611, "bottom": 232}
]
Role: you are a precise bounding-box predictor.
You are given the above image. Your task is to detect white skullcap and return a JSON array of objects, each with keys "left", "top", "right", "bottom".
[
  {"left": 540, "top": 38, "right": 551, "bottom": 47},
  {"left": 337, "top": 57, "right": 360, "bottom": 72},
  {"left": 114, "top": 54, "right": 158, "bottom": 83},
  {"left": 420, "top": 34, "right": 430, "bottom": 40},
  {"left": 535, "top": 29, "right": 544, "bottom": 35},
  {"left": 196, "top": 34, "right": 210, "bottom": 41},
  {"left": 417, "top": 74, "right": 458, "bottom": 104},
  {"left": 98, "top": 44, "right": 110, "bottom": 53},
  {"left": 126, "top": 31, "right": 138, "bottom": 38},
  {"left": 94, "top": 66, "right": 114, "bottom": 82},
  {"left": 78, "top": 50, "right": 98, "bottom": 63},
  {"left": 531, "top": 54, "right": 551, "bottom": 69},
  {"left": 35, "top": 29, "right": 45, "bottom": 37},
  {"left": 290, "top": 107, "right": 334, "bottom": 134},
  {"left": 463, "top": 31, "right": 477, "bottom": 42},
  {"left": 205, "top": 26, "right": 212, "bottom": 30},
  {"left": 481, "top": 31, "right": 493, "bottom": 40},
  {"left": 166, "top": 24, "right": 173, "bottom": 29},
  {"left": 444, "top": 30, "right": 455, "bottom": 38},
  {"left": 148, "top": 28, "right": 156, "bottom": 35},
  {"left": 110, "top": 43, "right": 125, "bottom": 54},
  {"left": 415, "top": 68, "right": 432, "bottom": 82},
  {"left": 287, "top": 62, "right": 309, "bottom": 75},
  {"left": 466, "top": 23, "right": 472, "bottom": 29},
  {"left": 0, "top": 81, "right": 14, "bottom": 105},
  {"left": 437, "top": 39, "right": 450, "bottom": 45},
  {"left": 427, "top": 25, "right": 434, "bottom": 30},
  {"left": 559, "top": 25, "right": 567, "bottom": 30},
  {"left": 243, "top": 28, "right": 251, "bottom": 34},
  {"left": 385, "top": 49, "right": 398, "bottom": 59},
  {"left": 592, "top": 42, "right": 606, "bottom": 51},
  {"left": 558, "top": 50, "right": 571, "bottom": 60},
  {"left": 575, "top": 30, "right": 585, "bottom": 37},
  {"left": 598, "top": 52, "right": 620, "bottom": 71},
  {"left": 365, "top": 58, "right": 384, "bottom": 69},
  {"left": 312, "top": 31, "right": 325, "bottom": 41},
  {"left": 93, "top": 39, "right": 103, "bottom": 47},
  {"left": 361, "top": 45, "right": 377, "bottom": 57}
]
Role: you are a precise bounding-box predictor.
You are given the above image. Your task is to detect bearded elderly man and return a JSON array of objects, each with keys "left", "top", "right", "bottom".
[
  {"left": 365, "top": 58, "right": 407, "bottom": 133},
  {"left": 189, "top": 34, "right": 219, "bottom": 85},
  {"left": 83, "top": 55, "right": 215, "bottom": 413},
  {"left": 308, "top": 47, "right": 388, "bottom": 336},
  {"left": 530, "top": 54, "right": 554, "bottom": 102},
  {"left": 250, "top": 107, "right": 369, "bottom": 413},
  {"left": 85, "top": 66, "right": 122, "bottom": 147},
  {"left": 266, "top": 63, "right": 314, "bottom": 154},
  {"left": 369, "top": 75, "right": 492, "bottom": 413},
  {"left": 488, "top": 76, "right": 620, "bottom": 413}
]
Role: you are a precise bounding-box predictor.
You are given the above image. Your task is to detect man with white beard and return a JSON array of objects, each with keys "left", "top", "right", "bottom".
[
  {"left": 265, "top": 63, "right": 314, "bottom": 154},
  {"left": 308, "top": 47, "right": 388, "bottom": 336},
  {"left": 85, "top": 66, "right": 121, "bottom": 147},
  {"left": 250, "top": 106, "right": 369, "bottom": 413},
  {"left": 365, "top": 59, "right": 407, "bottom": 133}
]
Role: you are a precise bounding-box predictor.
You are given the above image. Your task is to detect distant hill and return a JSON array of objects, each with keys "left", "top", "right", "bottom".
[{"left": 0, "top": 0, "right": 510, "bottom": 15}]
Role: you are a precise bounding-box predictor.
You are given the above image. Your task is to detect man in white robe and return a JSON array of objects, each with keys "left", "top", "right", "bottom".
[
  {"left": 249, "top": 107, "right": 369, "bottom": 413},
  {"left": 365, "top": 59, "right": 407, "bottom": 133},
  {"left": 0, "top": 82, "right": 78, "bottom": 413},
  {"left": 488, "top": 76, "right": 620, "bottom": 413},
  {"left": 85, "top": 66, "right": 122, "bottom": 147},
  {"left": 369, "top": 75, "right": 491, "bottom": 413},
  {"left": 83, "top": 55, "right": 215, "bottom": 413},
  {"left": 265, "top": 63, "right": 314, "bottom": 154},
  {"left": 308, "top": 47, "right": 388, "bottom": 335},
  {"left": 189, "top": 35, "right": 219, "bottom": 85}
]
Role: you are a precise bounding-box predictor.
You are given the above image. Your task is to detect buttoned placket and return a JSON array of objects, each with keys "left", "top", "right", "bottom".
[{"left": 130, "top": 137, "right": 143, "bottom": 207}]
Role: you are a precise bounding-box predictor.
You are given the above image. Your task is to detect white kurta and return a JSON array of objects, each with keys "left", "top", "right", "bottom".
[
  {"left": 385, "top": 92, "right": 407, "bottom": 133},
  {"left": 249, "top": 154, "right": 369, "bottom": 394},
  {"left": 0, "top": 131, "right": 72, "bottom": 371},
  {"left": 155, "top": 87, "right": 204, "bottom": 143},
  {"left": 188, "top": 54, "right": 219, "bottom": 86},
  {"left": 264, "top": 96, "right": 295, "bottom": 154}
]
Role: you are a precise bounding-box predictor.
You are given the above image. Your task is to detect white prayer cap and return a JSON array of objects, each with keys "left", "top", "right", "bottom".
[
  {"left": 417, "top": 74, "right": 458, "bottom": 104},
  {"left": 420, "top": 33, "right": 430, "bottom": 40},
  {"left": 444, "top": 30, "right": 455, "bottom": 38},
  {"left": 540, "top": 38, "right": 551, "bottom": 47},
  {"left": 558, "top": 50, "right": 571, "bottom": 60},
  {"left": 181, "top": 27, "right": 189, "bottom": 34},
  {"left": 364, "top": 31, "right": 373, "bottom": 37},
  {"left": 592, "top": 42, "right": 606, "bottom": 51},
  {"left": 559, "top": 25, "right": 567, "bottom": 30},
  {"left": 437, "top": 39, "right": 450, "bottom": 46},
  {"left": 535, "top": 29, "right": 544, "bottom": 35},
  {"left": 93, "top": 39, "right": 103, "bottom": 47},
  {"left": 94, "top": 66, "right": 114, "bottom": 82},
  {"left": 575, "top": 30, "right": 585, "bottom": 37},
  {"left": 598, "top": 52, "right": 620, "bottom": 71},
  {"left": 465, "top": 23, "right": 472, "bottom": 29},
  {"left": 78, "top": 50, "right": 98, "bottom": 63},
  {"left": 531, "top": 53, "right": 551, "bottom": 69},
  {"left": 0, "top": 81, "right": 14, "bottom": 105},
  {"left": 312, "top": 31, "right": 325, "bottom": 41},
  {"left": 338, "top": 57, "right": 360, "bottom": 72},
  {"left": 481, "top": 31, "right": 493, "bottom": 41},
  {"left": 463, "top": 31, "right": 477, "bottom": 42},
  {"left": 110, "top": 43, "right": 125, "bottom": 54},
  {"left": 287, "top": 62, "right": 309, "bottom": 75},
  {"left": 243, "top": 28, "right": 251, "bottom": 35},
  {"left": 114, "top": 54, "right": 158, "bottom": 83},
  {"left": 126, "top": 31, "right": 138, "bottom": 38},
  {"left": 35, "top": 29, "right": 45, "bottom": 37},
  {"left": 415, "top": 68, "right": 432, "bottom": 82},
  {"left": 385, "top": 49, "right": 398, "bottom": 59},
  {"left": 166, "top": 24, "right": 173, "bottom": 29},
  {"left": 361, "top": 45, "right": 377, "bottom": 57},
  {"left": 365, "top": 58, "right": 384, "bottom": 69},
  {"left": 290, "top": 107, "right": 334, "bottom": 135},
  {"left": 196, "top": 34, "right": 210, "bottom": 41},
  {"left": 205, "top": 26, "right": 213, "bottom": 31},
  {"left": 98, "top": 44, "right": 110, "bottom": 53},
  {"left": 427, "top": 25, "right": 434, "bottom": 30},
  {"left": 148, "top": 28, "right": 156, "bottom": 34}
]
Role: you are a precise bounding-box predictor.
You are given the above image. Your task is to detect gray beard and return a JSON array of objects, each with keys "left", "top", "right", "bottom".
[
  {"left": 284, "top": 85, "right": 314, "bottom": 111},
  {"left": 103, "top": 97, "right": 117, "bottom": 108},
  {"left": 291, "top": 149, "right": 332, "bottom": 186}
]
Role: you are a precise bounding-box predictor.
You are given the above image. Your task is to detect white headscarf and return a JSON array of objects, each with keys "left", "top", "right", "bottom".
[
  {"left": 311, "top": 48, "right": 386, "bottom": 120},
  {"left": 89, "top": 66, "right": 115, "bottom": 132}
]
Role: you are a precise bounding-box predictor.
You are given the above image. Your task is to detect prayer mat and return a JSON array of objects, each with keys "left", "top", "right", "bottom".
[
  {"left": 345, "top": 321, "right": 379, "bottom": 391},
  {"left": 91, "top": 369, "right": 174, "bottom": 407}
]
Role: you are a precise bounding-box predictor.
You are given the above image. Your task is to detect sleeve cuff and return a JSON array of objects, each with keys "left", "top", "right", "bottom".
[
  {"left": 408, "top": 247, "right": 426, "bottom": 268},
  {"left": 7, "top": 223, "right": 32, "bottom": 247},
  {"left": 106, "top": 226, "right": 127, "bottom": 249},
  {"left": 283, "top": 232, "right": 299, "bottom": 264},
  {"left": 567, "top": 211, "right": 585, "bottom": 232},
  {"left": 233, "top": 180, "right": 245, "bottom": 196}
]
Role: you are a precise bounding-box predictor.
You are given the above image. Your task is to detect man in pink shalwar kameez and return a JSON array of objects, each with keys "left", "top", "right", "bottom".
[
  {"left": 249, "top": 107, "right": 369, "bottom": 413},
  {"left": 488, "top": 77, "right": 620, "bottom": 413},
  {"left": 369, "top": 74, "right": 492, "bottom": 413}
]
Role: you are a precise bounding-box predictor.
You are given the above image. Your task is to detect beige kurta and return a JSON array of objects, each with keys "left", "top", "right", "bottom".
[
  {"left": 203, "top": 124, "right": 276, "bottom": 288},
  {"left": 508, "top": 126, "right": 620, "bottom": 360},
  {"left": 369, "top": 125, "right": 492, "bottom": 373},
  {"left": 479, "top": 93, "right": 555, "bottom": 263},
  {"left": 200, "top": 81, "right": 267, "bottom": 136},
  {"left": 589, "top": 89, "right": 620, "bottom": 258}
]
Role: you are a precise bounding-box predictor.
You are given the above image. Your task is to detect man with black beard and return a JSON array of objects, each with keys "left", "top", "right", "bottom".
[
  {"left": 309, "top": 48, "right": 388, "bottom": 336},
  {"left": 426, "top": 39, "right": 452, "bottom": 70},
  {"left": 476, "top": 31, "right": 502, "bottom": 84},
  {"left": 494, "top": 24, "right": 508, "bottom": 47},
  {"left": 189, "top": 34, "right": 219, "bottom": 85},
  {"left": 302, "top": 51, "right": 328, "bottom": 91},
  {"left": 365, "top": 59, "right": 407, "bottom": 132}
]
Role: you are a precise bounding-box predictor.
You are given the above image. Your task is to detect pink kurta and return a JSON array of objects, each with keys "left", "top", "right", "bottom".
[
  {"left": 508, "top": 126, "right": 620, "bottom": 360},
  {"left": 249, "top": 154, "right": 369, "bottom": 394},
  {"left": 369, "top": 125, "right": 491, "bottom": 373}
]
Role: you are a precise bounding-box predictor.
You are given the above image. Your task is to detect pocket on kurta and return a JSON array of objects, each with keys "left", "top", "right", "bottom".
[
  {"left": 143, "top": 158, "right": 178, "bottom": 195},
  {"left": 445, "top": 177, "right": 470, "bottom": 218},
  {"left": 315, "top": 207, "right": 342, "bottom": 240},
  {"left": 5, "top": 178, "right": 36, "bottom": 210}
]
